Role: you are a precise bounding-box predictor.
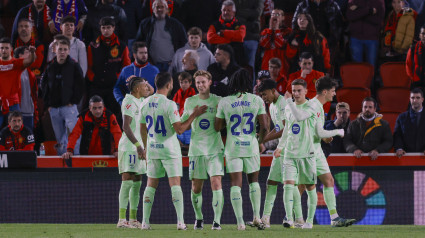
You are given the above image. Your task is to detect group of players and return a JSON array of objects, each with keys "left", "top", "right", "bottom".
[{"left": 115, "top": 68, "right": 356, "bottom": 230}]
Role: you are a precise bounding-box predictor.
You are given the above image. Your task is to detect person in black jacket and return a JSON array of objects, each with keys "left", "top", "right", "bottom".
[
  {"left": 41, "top": 37, "right": 84, "bottom": 155},
  {"left": 322, "top": 102, "right": 351, "bottom": 156},
  {"left": 394, "top": 88, "right": 425, "bottom": 157}
]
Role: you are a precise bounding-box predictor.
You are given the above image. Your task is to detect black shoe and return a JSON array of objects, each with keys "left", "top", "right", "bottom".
[
  {"left": 212, "top": 221, "right": 222, "bottom": 230},
  {"left": 194, "top": 219, "right": 204, "bottom": 230}
]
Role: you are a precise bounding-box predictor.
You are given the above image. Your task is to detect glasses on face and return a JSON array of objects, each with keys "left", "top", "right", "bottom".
[{"left": 271, "top": 13, "right": 281, "bottom": 16}]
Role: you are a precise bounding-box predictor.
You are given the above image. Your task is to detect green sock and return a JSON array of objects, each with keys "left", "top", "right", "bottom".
[
  {"left": 293, "top": 185, "right": 303, "bottom": 220},
  {"left": 129, "top": 181, "right": 142, "bottom": 220},
  {"left": 306, "top": 188, "right": 318, "bottom": 224},
  {"left": 191, "top": 190, "right": 203, "bottom": 220},
  {"left": 262, "top": 185, "right": 277, "bottom": 216},
  {"left": 249, "top": 182, "right": 261, "bottom": 219},
  {"left": 171, "top": 185, "right": 184, "bottom": 223},
  {"left": 142, "top": 186, "right": 156, "bottom": 224},
  {"left": 212, "top": 189, "right": 223, "bottom": 224},
  {"left": 323, "top": 186, "right": 339, "bottom": 219},
  {"left": 283, "top": 184, "right": 294, "bottom": 221},
  {"left": 230, "top": 186, "right": 244, "bottom": 225},
  {"left": 118, "top": 180, "right": 133, "bottom": 220}
]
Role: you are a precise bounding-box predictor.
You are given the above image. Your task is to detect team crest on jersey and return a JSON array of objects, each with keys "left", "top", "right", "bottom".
[
  {"left": 199, "top": 119, "right": 210, "bottom": 130},
  {"left": 110, "top": 46, "right": 119, "bottom": 58},
  {"left": 292, "top": 124, "right": 300, "bottom": 134}
]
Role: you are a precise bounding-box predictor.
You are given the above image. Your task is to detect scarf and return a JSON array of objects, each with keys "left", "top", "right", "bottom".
[
  {"left": 28, "top": 3, "right": 51, "bottom": 39},
  {"left": 15, "top": 36, "right": 36, "bottom": 48},
  {"left": 219, "top": 15, "right": 237, "bottom": 28},
  {"left": 384, "top": 10, "right": 402, "bottom": 47},
  {"left": 53, "top": 0, "right": 78, "bottom": 31},
  {"left": 97, "top": 33, "right": 120, "bottom": 46}
]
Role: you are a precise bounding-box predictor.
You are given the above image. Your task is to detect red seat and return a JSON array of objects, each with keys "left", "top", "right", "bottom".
[
  {"left": 336, "top": 88, "right": 371, "bottom": 113},
  {"left": 377, "top": 88, "right": 410, "bottom": 113},
  {"left": 380, "top": 62, "right": 411, "bottom": 88},
  {"left": 380, "top": 112, "right": 400, "bottom": 133},
  {"left": 340, "top": 62, "right": 374, "bottom": 88}
]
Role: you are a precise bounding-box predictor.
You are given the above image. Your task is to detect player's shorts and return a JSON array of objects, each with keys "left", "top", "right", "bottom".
[
  {"left": 267, "top": 156, "right": 283, "bottom": 183},
  {"left": 315, "top": 150, "right": 331, "bottom": 176},
  {"left": 281, "top": 156, "right": 316, "bottom": 185},
  {"left": 147, "top": 157, "right": 182, "bottom": 178},
  {"left": 226, "top": 155, "right": 260, "bottom": 174},
  {"left": 189, "top": 153, "right": 224, "bottom": 180},
  {"left": 118, "top": 150, "right": 146, "bottom": 175}
]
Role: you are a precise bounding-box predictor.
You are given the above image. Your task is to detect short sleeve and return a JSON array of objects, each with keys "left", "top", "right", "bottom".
[
  {"left": 168, "top": 101, "right": 181, "bottom": 124},
  {"left": 216, "top": 100, "right": 225, "bottom": 119},
  {"left": 122, "top": 100, "right": 137, "bottom": 118}
]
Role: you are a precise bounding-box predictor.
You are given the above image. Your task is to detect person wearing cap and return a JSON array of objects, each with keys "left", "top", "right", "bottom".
[
  {"left": 322, "top": 102, "right": 351, "bottom": 155},
  {"left": 254, "top": 70, "right": 271, "bottom": 95}
]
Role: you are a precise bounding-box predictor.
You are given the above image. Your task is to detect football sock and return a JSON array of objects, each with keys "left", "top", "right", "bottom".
[
  {"left": 191, "top": 190, "right": 203, "bottom": 220},
  {"left": 171, "top": 185, "right": 184, "bottom": 223},
  {"left": 262, "top": 184, "right": 277, "bottom": 216},
  {"left": 118, "top": 180, "right": 133, "bottom": 220},
  {"left": 142, "top": 186, "right": 156, "bottom": 224},
  {"left": 212, "top": 189, "right": 223, "bottom": 224},
  {"left": 283, "top": 184, "right": 295, "bottom": 221},
  {"left": 249, "top": 182, "right": 261, "bottom": 219},
  {"left": 323, "top": 186, "right": 339, "bottom": 220},
  {"left": 306, "top": 188, "right": 318, "bottom": 224},
  {"left": 293, "top": 185, "right": 303, "bottom": 220},
  {"left": 230, "top": 186, "right": 244, "bottom": 225},
  {"left": 129, "top": 181, "right": 141, "bottom": 220}
]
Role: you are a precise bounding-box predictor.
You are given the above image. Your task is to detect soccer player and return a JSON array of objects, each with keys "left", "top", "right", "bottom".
[
  {"left": 117, "top": 77, "right": 150, "bottom": 229},
  {"left": 140, "top": 72, "right": 207, "bottom": 230},
  {"left": 257, "top": 79, "right": 304, "bottom": 228},
  {"left": 215, "top": 69, "right": 268, "bottom": 230},
  {"left": 181, "top": 70, "right": 224, "bottom": 230}
]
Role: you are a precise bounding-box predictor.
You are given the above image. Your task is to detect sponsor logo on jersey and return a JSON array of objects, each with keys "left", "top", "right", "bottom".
[
  {"left": 292, "top": 124, "right": 300, "bottom": 134},
  {"left": 0, "top": 64, "right": 13, "bottom": 71},
  {"left": 199, "top": 119, "right": 210, "bottom": 130},
  {"left": 275, "top": 124, "right": 280, "bottom": 132}
]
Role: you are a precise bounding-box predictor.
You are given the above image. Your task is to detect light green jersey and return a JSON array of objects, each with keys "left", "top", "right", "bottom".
[
  {"left": 182, "top": 93, "right": 224, "bottom": 156},
  {"left": 140, "top": 93, "right": 182, "bottom": 159},
  {"left": 269, "top": 95, "right": 286, "bottom": 132},
  {"left": 118, "top": 94, "right": 144, "bottom": 151},
  {"left": 216, "top": 92, "right": 266, "bottom": 158},
  {"left": 309, "top": 98, "right": 326, "bottom": 150}
]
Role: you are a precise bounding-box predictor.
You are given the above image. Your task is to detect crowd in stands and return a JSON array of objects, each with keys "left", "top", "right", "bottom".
[{"left": 0, "top": 0, "right": 425, "bottom": 159}]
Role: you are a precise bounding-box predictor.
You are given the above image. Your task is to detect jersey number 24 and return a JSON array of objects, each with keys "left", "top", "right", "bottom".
[{"left": 146, "top": 115, "right": 167, "bottom": 137}]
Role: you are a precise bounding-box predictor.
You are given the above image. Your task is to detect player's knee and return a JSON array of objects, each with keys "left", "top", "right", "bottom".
[
  {"left": 210, "top": 177, "right": 222, "bottom": 190},
  {"left": 322, "top": 174, "right": 334, "bottom": 187}
]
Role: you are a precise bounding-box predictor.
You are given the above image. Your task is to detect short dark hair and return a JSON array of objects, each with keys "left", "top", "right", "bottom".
[
  {"left": 362, "top": 97, "right": 377, "bottom": 108},
  {"left": 18, "top": 18, "right": 32, "bottom": 26},
  {"left": 99, "top": 16, "right": 115, "bottom": 27},
  {"left": 178, "top": 72, "right": 192, "bottom": 83},
  {"left": 292, "top": 78, "right": 307, "bottom": 88},
  {"left": 128, "top": 77, "right": 146, "bottom": 92},
  {"left": 315, "top": 76, "right": 338, "bottom": 94},
  {"left": 61, "top": 15, "right": 76, "bottom": 25},
  {"left": 0, "top": 37, "right": 11, "bottom": 44},
  {"left": 56, "top": 37, "right": 70, "bottom": 47},
  {"left": 217, "top": 44, "right": 234, "bottom": 60},
  {"left": 8, "top": 111, "right": 23, "bottom": 122},
  {"left": 13, "top": 46, "right": 28, "bottom": 58},
  {"left": 187, "top": 27, "right": 202, "bottom": 37},
  {"left": 228, "top": 68, "right": 253, "bottom": 95},
  {"left": 132, "top": 41, "right": 147, "bottom": 54},
  {"left": 155, "top": 72, "right": 172, "bottom": 89},
  {"left": 258, "top": 79, "right": 277, "bottom": 93},
  {"left": 269, "top": 58, "right": 281, "bottom": 68},
  {"left": 54, "top": 34, "right": 68, "bottom": 41},
  {"left": 299, "top": 51, "right": 314, "bottom": 61},
  {"left": 89, "top": 95, "right": 104, "bottom": 105},
  {"left": 411, "top": 87, "right": 424, "bottom": 98}
]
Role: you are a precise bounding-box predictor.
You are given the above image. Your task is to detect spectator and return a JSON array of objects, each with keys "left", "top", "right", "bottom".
[
  {"left": 12, "top": 0, "right": 55, "bottom": 46},
  {"left": 170, "top": 50, "right": 199, "bottom": 98},
  {"left": 114, "top": 42, "right": 158, "bottom": 106},
  {"left": 394, "top": 88, "right": 425, "bottom": 157},
  {"left": 383, "top": 0, "right": 417, "bottom": 59},
  {"left": 346, "top": 0, "right": 385, "bottom": 68},
  {"left": 48, "top": 16, "right": 87, "bottom": 76},
  {"left": 87, "top": 17, "right": 131, "bottom": 122},
  {"left": 344, "top": 97, "right": 393, "bottom": 160},
  {"left": 50, "top": 0, "right": 88, "bottom": 35},
  {"left": 169, "top": 27, "right": 215, "bottom": 76},
  {"left": 207, "top": 44, "right": 241, "bottom": 97},
  {"left": 406, "top": 24, "right": 425, "bottom": 89},
  {"left": 0, "top": 111, "right": 35, "bottom": 151},
  {"left": 259, "top": 8, "right": 292, "bottom": 78},
  {"left": 62, "top": 95, "right": 122, "bottom": 160},
  {"left": 141, "top": 0, "right": 177, "bottom": 19},
  {"left": 13, "top": 18, "right": 44, "bottom": 77},
  {"left": 323, "top": 102, "right": 351, "bottom": 154},
  {"left": 117, "top": 0, "right": 143, "bottom": 47},
  {"left": 173, "top": 72, "right": 196, "bottom": 116},
  {"left": 136, "top": 0, "right": 187, "bottom": 72},
  {"left": 0, "top": 37, "right": 36, "bottom": 127},
  {"left": 287, "top": 12, "right": 331, "bottom": 74},
  {"left": 268, "top": 57, "right": 287, "bottom": 94},
  {"left": 14, "top": 46, "right": 38, "bottom": 132},
  {"left": 41, "top": 36, "right": 83, "bottom": 155},
  {"left": 83, "top": 0, "right": 127, "bottom": 45},
  {"left": 207, "top": 0, "right": 247, "bottom": 66}
]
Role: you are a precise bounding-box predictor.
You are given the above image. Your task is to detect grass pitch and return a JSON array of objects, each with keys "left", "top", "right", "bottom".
[{"left": 1, "top": 224, "right": 424, "bottom": 238}]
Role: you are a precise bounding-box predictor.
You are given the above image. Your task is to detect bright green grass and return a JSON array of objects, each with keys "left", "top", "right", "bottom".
[{"left": 0, "top": 224, "right": 424, "bottom": 238}]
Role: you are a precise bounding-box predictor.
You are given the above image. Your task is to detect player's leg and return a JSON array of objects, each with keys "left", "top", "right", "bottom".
[
  {"left": 282, "top": 157, "right": 297, "bottom": 228},
  {"left": 298, "top": 157, "right": 317, "bottom": 229},
  {"left": 191, "top": 179, "right": 205, "bottom": 230},
  {"left": 117, "top": 172, "right": 135, "bottom": 228},
  {"left": 243, "top": 155, "right": 263, "bottom": 229},
  {"left": 129, "top": 158, "right": 146, "bottom": 228},
  {"left": 262, "top": 156, "right": 281, "bottom": 227},
  {"left": 229, "top": 171, "right": 244, "bottom": 230},
  {"left": 303, "top": 184, "right": 317, "bottom": 229},
  {"left": 164, "top": 158, "right": 185, "bottom": 230},
  {"left": 293, "top": 185, "right": 304, "bottom": 227},
  {"left": 208, "top": 153, "right": 224, "bottom": 230}
]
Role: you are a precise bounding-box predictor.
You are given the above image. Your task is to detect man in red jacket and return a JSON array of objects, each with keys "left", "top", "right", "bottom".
[
  {"left": 62, "top": 95, "right": 122, "bottom": 159},
  {"left": 0, "top": 111, "right": 35, "bottom": 151},
  {"left": 406, "top": 25, "right": 425, "bottom": 89}
]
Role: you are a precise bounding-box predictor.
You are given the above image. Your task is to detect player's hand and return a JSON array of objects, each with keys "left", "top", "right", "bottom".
[
  {"left": 76, "top": 21, "right": 84, "bottom": 31},
  {"left": 136, "top": 146, "right": 146, "bottom": 160},
  {"left": 62, "top": 152, "right": 73, "bottom": 159},
  {"left": 322, "top": 137, "right": 333, "bottom": 143},
  {"left": 274, "top": 148, "right": 282, "bottom": 158},
  {"left": 125, "top": 75, "right": 136, "bottom": 87},
  {"left": 193, "top": 105, "right": 208, "bottom": 117},
  {"left": 284, "top": 91, "right": 292, "bottom": 100},
  {"left": 353, "top": 149, "right": 362, "bottom": 158},
  {"left": 369, "top": 150, "right": 379, "bottom": 160},
  {"left": 337, "top": 129, "right": 344, "bottom": 138}
]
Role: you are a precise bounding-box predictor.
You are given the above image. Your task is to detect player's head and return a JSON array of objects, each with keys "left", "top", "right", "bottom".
[
  {"left": 228, "top": 68, "right": 253, "bottom": 95},
  {"left": 178, "top": 72, "right": 192, "bottom": 91},
  {"left": 8, "top": 111, "right": 23, "bottom": 132},
  {"left": 88, "top": 95, "right": 105, "bottom": 118},
  {"left": 315, "top": 76, "right": 337, "bottom": 102},
  {"left": 132, "top": 41, "right": 148, "bottom": 64},
  {"left": 362, "top": 97, "right": 377, "bottom": 119},
  {"left": 335, "top": 102, "right": 350, "bottom": 124},
  {"left": 291, "top": 78, "right": 307, "bottom": 103},
  {"left": 129, "top": 76, "right": 149, "bottom": 97},
  {"left": 0, "top": 37, "right": 12, "bottom": 61},
  {"left": 99, "top": 17, "right": 115, "bottom": 38},
  {"left": 155, "top": 72, "right": 173, "bottom": 95},
  {"left": 410, "top": 88, "right": 424, "bottom": 111},
  {"left": 14, "top": 46, "right": 29, "bottom": 59},
  {"left": 60, "top": 15, "right": 76, "bottom": 36},
  {"left": 194, "top": 70, "right": 212, "bottom": 94},
  {"left": 258, "top": 79, "right": 278, "bottom": 104},
  {"left": 299, "top": 52, "right": 314, "bottom": 71}
]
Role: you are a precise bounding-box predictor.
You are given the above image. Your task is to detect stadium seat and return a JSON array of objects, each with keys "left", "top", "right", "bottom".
[
  {"left": 336, "top": 88, "right": 371, "bottom": 113},
  {"left": 340, "top": 62, "right": 374, "bottom": 88},
  {"left": 380, "top": 112, "right": 399, "bottom": 133},
  {"left": 377, "top": 88, "right": 410, "bottom": 113},
  {"left": 380, "top": 62, "right": 411, "bottom": 88}
]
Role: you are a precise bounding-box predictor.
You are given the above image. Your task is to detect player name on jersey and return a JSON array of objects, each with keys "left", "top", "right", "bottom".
[{"left": 231, "top": 101, "right": 251, "bottom": 108}]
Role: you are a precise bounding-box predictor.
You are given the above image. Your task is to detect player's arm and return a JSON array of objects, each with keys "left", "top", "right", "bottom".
[
  {"left": 140, "top": 123, "right": 147, "bottom": 150},
  {"left": 123, "top": 115, "right": 145, "bottom": 159},
  {"left": 315, "top": 117, "right": 344, "bottom": 138},
  {"left": 214, "top": 117, "right": 225, "bottom": 131},
  {"left": 173, "top": 105, "right": 207, "bottom": 134},
  {"left": 257, "top": 113, "right": 269, "bottom": 144},
  {"left": 263, "top": 129, "right": 283, "bottom": 143},
  {"left": 23, "top": 46, "right": 36, "bottom": 68},
  {"left": 285, "top": 97, "right": 312, "bottom": 121}
]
